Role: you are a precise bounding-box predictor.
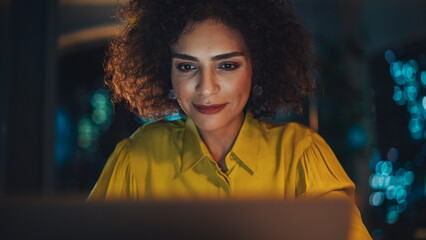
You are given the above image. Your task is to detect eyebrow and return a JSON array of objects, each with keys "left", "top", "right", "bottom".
[
  {"left": 172, "top": 52, "right": 245, "bottom": 61},
  {"left": 212, "top": 52, "right": 245, "bottom": 61}
]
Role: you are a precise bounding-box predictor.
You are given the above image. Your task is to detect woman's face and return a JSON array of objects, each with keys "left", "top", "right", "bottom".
[{"left": 171, "top": 20, "right": 252, "bottom": 133}]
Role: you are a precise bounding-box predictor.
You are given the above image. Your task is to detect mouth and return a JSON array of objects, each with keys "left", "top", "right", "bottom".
[{"left": 193, "top": 103, "right": 227, "bottom": 114}]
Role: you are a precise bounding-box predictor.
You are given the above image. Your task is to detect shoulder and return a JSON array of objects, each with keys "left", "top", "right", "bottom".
[
  {"left": 131, "top": 118, "right": 186, "bottom": 137},
  {"left": 128, "top": 118, "right": 186, "bottom": 146},
  {"left": 259, "top": 121, "right": 319, "bottom": 154},
  {"left": 105, "top": 118, "right": 187, "bottom": 173},
  {"left": 110, "top": 118, "right": 187, "bottom": 164},
  {"left": 265, "top": 121, "right": 315, "bottom": 137}
]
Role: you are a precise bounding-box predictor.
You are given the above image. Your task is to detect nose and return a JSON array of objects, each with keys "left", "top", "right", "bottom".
[{"left": 195, "top": 68, "right": 220, "bottom": 97}]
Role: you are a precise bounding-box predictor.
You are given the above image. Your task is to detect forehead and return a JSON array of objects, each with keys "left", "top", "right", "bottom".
[{"left": 171, "top": 20, "right": 248, "bottom": 55}]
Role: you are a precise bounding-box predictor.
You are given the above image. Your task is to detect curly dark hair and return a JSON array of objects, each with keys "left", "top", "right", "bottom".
[{"left": 105, "top": 0, "right": 317, "bottom": 120}]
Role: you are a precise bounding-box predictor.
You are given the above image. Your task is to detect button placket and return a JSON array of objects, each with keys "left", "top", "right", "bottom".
[{"left": 207, "top": 158, "right": 230, "bottom": 196}]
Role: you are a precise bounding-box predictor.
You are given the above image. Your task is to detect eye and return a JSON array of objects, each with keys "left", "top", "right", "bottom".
[
  {"left": 177, "top": 63, "right": 196, "bottom": 72},
  {"left": 219, "top": 62, "right": 240, "bottom": 71}
]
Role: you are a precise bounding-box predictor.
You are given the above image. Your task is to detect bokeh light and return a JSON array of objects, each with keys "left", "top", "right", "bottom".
[
  {"left": 381, "top": 161, "right": 393, "bottom": 176},
  {"left": 386, "top": 207, "right": 399, "bottom": 224},
  {"left": 390, "top": 61, "right": 404, "bottom": 85},
  {"left": 408, "top": 117, "right": 424, "bottom": 135},
  {"left": 369, "top": 174, "right": 380, "bottom": 189},
  {"left": 77, "top": 88, "right": 114, "bottom": 151},
  {"left": 422, "top": 96, "right": 426, "bottom": 110},
  {"left": 346, "top": 124, "right": 367, "bottom": 150},
  {"left": 369, "top": 192, "right": 385, "bottom": 206},
  {"left": 368, "top": 146, "right": 417, "bottom": 223},
  {"left": 375, "top": 161, "right": 384, "bottom": 176},
  {"left": 393, "top": 86, "right": 403, "bottom": 103},
  {"left": 421, "top": 71, "right": 426, "bottom": 87},
  {"left": 370, "top": 149, "right": 381, "bottom": 171},
  {"left": 55, "top": 107, "right": 73, "bottom": 167},
  {"left": 387, "top": 53, "right": 426, "bottom": 141},
  {"left": 407, "top": 101, "right": 421, "bottom": 118},
  {"left": 404, "top": 85, "right": 417, "bottom": 101},
  {"left": 385, "top": 185, "right": 396, "bottom": 200},
  {"left": 395, "top": 188, "right": 407, "bottom": 204},
  {"left": 77, "top": 116, "right": 99, "bottom": 150},
  {"left": 404, "top": 171, "right": 415, "bottom": 185},
  {"left": 385, "top": 50, "right": 396, "bottom": 64},
  {"left": 395, "top": 169, "right": 406, "bottom": 183},
  {"left": 396, "top": 201, "right": 407, "bottom": 213},
  {"left": 376, "top": 51, "right": 425, "bottom": 226},
  {"left": 91, "top": 89, "right": 114, "bottom": 131},
  {"left": 387, "top": 148, "right": 399, "bottom": 162},
  {"left": 402, "top": 61, "right": 417, "bottom": 82}
]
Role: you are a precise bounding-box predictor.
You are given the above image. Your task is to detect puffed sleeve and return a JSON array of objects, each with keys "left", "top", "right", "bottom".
[
  {"left": 88, "top": 139, "right": 139, "bottom": 201},
  {"left": 296, "top": 132, "right": 372, "bottom": 240}
]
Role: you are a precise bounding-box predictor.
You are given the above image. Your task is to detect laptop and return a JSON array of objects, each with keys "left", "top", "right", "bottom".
[{"left": 0, "top": 199, "right": 351, "bottom": 240}]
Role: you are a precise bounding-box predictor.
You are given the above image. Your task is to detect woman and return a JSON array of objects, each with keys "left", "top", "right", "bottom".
[{"left": 89, "top": 0, "right": 372, "bottom": 239}]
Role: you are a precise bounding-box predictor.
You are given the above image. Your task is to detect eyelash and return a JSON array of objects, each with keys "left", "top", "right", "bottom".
[
  {"left": 176, "top": 64, "right": 196, "bottom": 72},
  {"left": 176, "top": 62, "right": 240, "bottom": 72},
  {"left": 219, "top": 62, "right": 240, "bottom": 71}
]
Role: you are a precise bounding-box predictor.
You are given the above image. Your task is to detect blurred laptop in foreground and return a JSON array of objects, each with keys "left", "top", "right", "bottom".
[{"left": 0, "top": 199, "right": 351, "bottom": 240}]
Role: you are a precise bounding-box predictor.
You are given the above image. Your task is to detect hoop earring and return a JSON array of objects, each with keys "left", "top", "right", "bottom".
[
  {"left": 168, "top": 89, "right": 177, "bottom": 100},
  {"left": 252, "top": 84, "right": 263, "bottom": 96}
]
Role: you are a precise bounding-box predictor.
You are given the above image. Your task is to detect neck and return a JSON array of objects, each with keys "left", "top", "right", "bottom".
[{"left": 198, "top": 112, "right": 245, "bottom": 163}]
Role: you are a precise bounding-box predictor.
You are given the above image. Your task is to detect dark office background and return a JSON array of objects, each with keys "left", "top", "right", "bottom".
[{"left": 1, "top": 0, "right": 426, "bottom": 239}]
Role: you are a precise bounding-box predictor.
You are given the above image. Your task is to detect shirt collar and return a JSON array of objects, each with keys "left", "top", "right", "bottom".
[
  {"left": 181, "top": 111, "right": 260, "bottom": 174},
  {"left": 181, "top": 117, "right": 207, "bottom": 173},
  {"left": 229, "top": 111, "right": 260, "bottom": 173}
]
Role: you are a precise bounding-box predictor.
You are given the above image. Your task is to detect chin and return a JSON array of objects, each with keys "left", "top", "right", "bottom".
[{"left": 190, "top": 114, "right": 226, "bottom": 132}]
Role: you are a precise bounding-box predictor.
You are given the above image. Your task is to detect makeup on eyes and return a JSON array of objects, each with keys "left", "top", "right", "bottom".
[
  {"left": 175, "top": 59, "right": 242, "bottom": 72},
  {"left": 219, "top": 62, "right": 240, "bottom": 71},
  {"left": 176, "top": 63, "right": 196, "bottom": 72}
]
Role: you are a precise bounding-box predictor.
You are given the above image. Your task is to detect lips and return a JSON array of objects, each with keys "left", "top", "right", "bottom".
[{"left": 193, "top": 103, "right": 227, "bottom": 114}]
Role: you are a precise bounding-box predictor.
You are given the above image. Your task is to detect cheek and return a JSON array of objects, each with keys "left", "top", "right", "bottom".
[
  {"left": 237, "top": 73, "right": 252, "bottom": 99},
  {"left": 171, "top": 77, "right": 191, "bottom": 102},
  {"left": 222, "top": 74, "right": 251, "bottom": 104}
]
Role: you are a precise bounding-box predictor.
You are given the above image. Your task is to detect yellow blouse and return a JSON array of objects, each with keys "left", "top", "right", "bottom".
[{"left": 89, "top": 111, "right": 371, "bottom": 239}]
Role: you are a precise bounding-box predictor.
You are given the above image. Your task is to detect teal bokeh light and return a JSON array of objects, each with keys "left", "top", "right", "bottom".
[
  {"left": 77, "top": 116, "right": 100, "bottom": 150},
  {"left": 381, "top": 161, "right": 393, "bottom": 176},
  {"left": 402, "top": 60, "right": 418, "bottom": 82},
  {"left": 369, "top": 174, "right": 380, "bottom": 189},
  {"left": 386, "top": 210, "right": 399, "bottom": 224},
  {"left": 393, "top": 86, "right": 403, "bottom": 102},
  {"left": 397, "top": 202, "right": 407, "bottom": 213},
  {"left": 55, "top": 107, "right": 73, "bottom": 168},
  {"left": 385, "top": 185, "right": 396, "bottom": 200},
  {"left": 90, "top": 89, "right": 113, "bottom": 129},
  {"left": 408, "top": 59, "right": 419, "bottom": 71},
  {"left": 404, "top": 85, "right": 417, "bottom": 101},
  {"left": 395, "top": 188, "right": 407, "bottom": 204},
  {"left": 387, "top": 148, "right": 399, "bottom": 162},
  {"left": 404, "top": 171, "right": 415, "bottom": 185},
  {"left": 346, "top": 124, "right": 367, "bottom": 150},
  {"left": 422, "top": 96, "right": 426, "bottom": 110},
  {"left": 375, "top": 161, "right": 384, "bottom": 175},
  {"left": 369, "top": 192, "right": 385, "bottom": 206},
  {"left": 408, "top": 117, "right": 424, "bottom": 134},
  {"left": 421, "top": 71, "right": 426, "bottom": 86},
  {"left": 407, "top": 102, "right": 421, "bottom": 118},
  {"left": 390, "top": 61, "right": 404, "bottom": 85},
  {"left": 370, "top": 150, "right": 381, "bottom": 171},
  {"left": 385, "top": 50, "right": 396, "bottom": 64}
]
